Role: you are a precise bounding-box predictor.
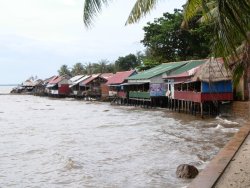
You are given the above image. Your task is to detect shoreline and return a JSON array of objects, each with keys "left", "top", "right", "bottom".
[{"left": 188, "top": 117, "right": 250, "bottom": 188}]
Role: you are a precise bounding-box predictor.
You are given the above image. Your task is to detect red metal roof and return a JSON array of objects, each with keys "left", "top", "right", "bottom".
[
  {"left": 48, "top": 76, "right": 64, "bottom": 84},
  {"left": 106, "top": 70, "right": 136, "bottom": 85},
  {"left": 100, "top": 73, "right": 114, "bottom": 79},
  {"left": 44, "top": 76, "right": 57, "bottom": 84}
]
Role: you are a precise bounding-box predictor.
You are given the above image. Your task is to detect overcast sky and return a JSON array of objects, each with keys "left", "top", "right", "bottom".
[{"left": 0, "top": 0, "right": 185, "bottom": 84}]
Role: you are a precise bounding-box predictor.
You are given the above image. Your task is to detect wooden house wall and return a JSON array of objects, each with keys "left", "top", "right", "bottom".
[
  {"left": 58, "top": 84, "right": 70, "bottom": 95},
  {"left": 86, "top": 77, "right": 107, "bottom": 96}
]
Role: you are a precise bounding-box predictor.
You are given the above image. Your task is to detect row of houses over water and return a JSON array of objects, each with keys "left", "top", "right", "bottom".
[{"left": 13, "top": 58, "right": 248, "bottom": 117}]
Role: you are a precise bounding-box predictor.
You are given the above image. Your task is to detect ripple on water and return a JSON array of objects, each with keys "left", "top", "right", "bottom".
[{"left": 0, "top": 93, "right": 244, "bottom": 188}]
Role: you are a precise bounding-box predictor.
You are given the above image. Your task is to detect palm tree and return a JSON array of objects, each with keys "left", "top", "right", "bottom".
[
  {"left": 58, "top": 64, "right": 72, "bottom": 77},
  {"left": 183, "top": 0, "right": 250, "bottom": 85},
  {"left": 83, "top": 0, "right": 161, "bottom": 27},
  {"left": 83, "top": 0, "right": 250, "bottom": 83},
  {"left": 71, "top": 62, "right": 85, "bottom": 76}
]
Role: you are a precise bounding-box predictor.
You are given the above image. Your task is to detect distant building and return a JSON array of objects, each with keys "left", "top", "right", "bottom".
[{"left": 46, "top": 75, "right": 71, "bottom": 96}]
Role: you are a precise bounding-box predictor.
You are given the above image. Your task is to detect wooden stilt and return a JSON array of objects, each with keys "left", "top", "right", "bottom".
[
  {"left": 194, "top": 103, "right": 196, "bottom": 116},
  {"left": 201, "top": 102, "right": 203, "bottom": 118},
  {"left": 178, "top": 100, "right": 180, "bottom": 113}
]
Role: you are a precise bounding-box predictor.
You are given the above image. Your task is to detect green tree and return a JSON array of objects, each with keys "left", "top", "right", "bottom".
[
  {"left": 92, "top": 59, "right": 110, "bottom": 73},
  {"left": 106, "top": 63, "right": 116, "bottom": 73},
  {"left": 83, "top": 0, "right": 250, "bottom": 82},
  {"left": 85, "top": 62, "right": 93, "bottom": 75},
  {"left": 141, "top": 9, "right": 212, "bottom": 63},
  {"left": 183, "top": 0, "right": 250, "bottom": 85},
  {"left": 136, "top": 48, "right": 161, "bottom": 71},
  {"left": 71, "top": 62, "right": 86, "bottom": 76},
  {"left": 114, "top": 54, "right": 141, "bottom": 71},
  {"left": 58, "top": 64, "right": 72, "bottom": 77}
]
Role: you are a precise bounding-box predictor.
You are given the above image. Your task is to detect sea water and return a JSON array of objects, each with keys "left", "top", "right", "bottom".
[{"left": 0, "top": 86, "right": 244, "bottom": 187}]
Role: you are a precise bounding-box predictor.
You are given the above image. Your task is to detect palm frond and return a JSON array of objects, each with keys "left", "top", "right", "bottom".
[
  {"left": 183, "top": 0, "right": 203, "bottom": 22},
  {"left": 83, "top": 0, "right": 111, "bottom": 27},
  {"left": 126, "top": 0, "right": 159, "bottom": 25},
  {"left": 212, "top": 0, "right": 250, "bottom": 58},
  {"left": 199, "top": 6, "right": 218, "bottom": 23},
  {"left": 232, "top": 63, "right": 244, "bottom": 87}
]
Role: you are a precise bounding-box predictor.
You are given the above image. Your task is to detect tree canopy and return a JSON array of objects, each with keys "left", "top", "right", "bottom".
[
  {"left": 83, "top": 0, "right": 250, "bottom": 83},
  {"left": 141, "top": 9, "right": 212, "bottom": 63},
  {"left": 58, "top": 65, "right": 72, "bottom": 77},
  {"left": 114, "top": 54, "right": 141, "bottom": 71},
  {"left": 57, "top": 53, "right": 140, "bottom": 77},
  {"left": 71, "top": 62, "right": 85, "bottom": 76}
]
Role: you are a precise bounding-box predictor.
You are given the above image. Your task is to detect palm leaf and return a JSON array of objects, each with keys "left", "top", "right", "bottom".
[
  {"left": 83, "top": 0, "right": 111, "bottom": 27},
  {"left": 126, "top": 0, "right": 159, "bottom": 25}
]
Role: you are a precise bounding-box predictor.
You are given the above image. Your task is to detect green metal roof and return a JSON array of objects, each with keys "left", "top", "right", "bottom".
[
  {"left": 128, "top": 61, "right": 187, "bottom": 80},
  {"left": 169, "top": 59, "right": 207, "bottom": 76}
]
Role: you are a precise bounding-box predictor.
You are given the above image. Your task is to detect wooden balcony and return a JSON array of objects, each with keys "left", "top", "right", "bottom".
[
  {"left": 129, "top": 91, "right": 150, "bottom": 99},
  {"left": 117, "top": 91, "right": 127, "bottom": 98},
  {"left": 174, "top": 91, "right": 233, "bottom": 102}
]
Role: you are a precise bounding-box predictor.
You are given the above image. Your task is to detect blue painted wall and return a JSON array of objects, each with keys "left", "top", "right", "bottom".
[{"left": 202, "top": 81, "right": 232, "bottom": 93}]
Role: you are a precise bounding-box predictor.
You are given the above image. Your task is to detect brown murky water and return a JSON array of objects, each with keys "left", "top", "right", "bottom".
[{"left": 0, "top": 86, "right": 244, "bottom": 187}]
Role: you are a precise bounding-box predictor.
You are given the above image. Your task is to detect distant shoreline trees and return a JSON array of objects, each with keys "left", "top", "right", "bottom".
[{"left": 58, "top": 54, "right": 142, "bottom": 76}]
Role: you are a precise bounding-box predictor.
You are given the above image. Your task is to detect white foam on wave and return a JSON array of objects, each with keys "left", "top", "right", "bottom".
[
  {"left": 215, "top": 116, "right": 239, "bottom": 125},
  {"left": 211, "top": 124, "right": 239, "bottom": 133},
  {"left": 215, "top": 124, "right": 224, "bottom": 129},
  {"left": 221, "top": 127, "right": 239, "bottom": 133}
]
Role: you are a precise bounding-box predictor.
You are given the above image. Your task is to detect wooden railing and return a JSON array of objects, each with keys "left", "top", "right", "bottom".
[
  {"left": 129, "top": 91, "right": 150, "bottom": 99},
  {"left": 174, "top": 91, "right": 233, "bottom": 102}
]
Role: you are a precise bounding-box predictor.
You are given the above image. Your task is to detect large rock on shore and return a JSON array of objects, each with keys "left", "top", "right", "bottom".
[{"left": 176, "top": 164, "right": 199, "bottom": 178}]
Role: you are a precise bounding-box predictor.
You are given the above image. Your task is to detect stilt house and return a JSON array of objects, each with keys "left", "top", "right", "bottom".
[
  {"left": 46, "top": 75, "right": 71, "bottom": 96},
  {"left": 126, "top": 62, "right": 187, "bottom": 106},
  {"left": 106, "top": 70, "right": 136, "bottom": 99},
  {"left": 69, "top": 75, "right": 90, "bottom": 97},
  {"left": 165, "top": 58, "right": 233, "bottom": 116},
  {"left": 79, "top": 73, "right": 111, "bottom": 99}
]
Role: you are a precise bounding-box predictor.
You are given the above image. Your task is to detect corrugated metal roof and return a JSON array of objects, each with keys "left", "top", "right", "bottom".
[
  {"left": 70, "top": 75, "right": 85, "bottom": 82},
  {"left": 106, "top": 70, "right": 136, "bottom": 85},
  {"left": 80, "top": 74, "right": 101, "bottom": 85},
  {"left": 163, "top": 60, "right": 207, "bottom": 79},
  {"left": 48, "top": 76, "right": 68, "bottom": 84},
  {"left": 101, "top": 73, "right": 114, "bottom": 79},
  {"left": 70, "top": 75, "right": 90, "bottom": 87},
  {"left": 48, "top": 76, "right": 61, "bottom": 84},
  {"left": 169, "top": 59, "right": 206, "bottom": 76},
  {"left": 43, "top": 76, "right": 57, "bottom": 85},
  {"left": 127, "top": 61, "right": 187, "bottom": 80}
]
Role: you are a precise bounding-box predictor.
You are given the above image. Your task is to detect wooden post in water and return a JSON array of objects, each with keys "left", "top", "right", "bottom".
[
  {"left": 178, "top": 100, "right": 180, "bottom": 113},
  {"left": 194, "top": 103, "right": 196, "bottom": 116},
  {"left": 191, "top": 101, "right": 193, "bottom": 115},
  {"left": 200, "top": 102, "right": 203, "bottom": 118}
]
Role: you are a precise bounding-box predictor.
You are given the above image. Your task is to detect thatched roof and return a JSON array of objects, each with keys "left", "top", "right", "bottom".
[
  {"left": 192, "top": 58, "right": 232, "bottom": 82},
  {"left": 22, "top": 79, "right": 43, "bottom": 87}
]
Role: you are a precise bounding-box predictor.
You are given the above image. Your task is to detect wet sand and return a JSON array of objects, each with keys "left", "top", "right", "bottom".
[{"left": 215, "top": 134, "right": 250, "bottom": 188}]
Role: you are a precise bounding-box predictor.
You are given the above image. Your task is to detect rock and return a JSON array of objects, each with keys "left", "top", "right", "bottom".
[{"left": 176, "top": 164, "right": 199, "bottom": 178}]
